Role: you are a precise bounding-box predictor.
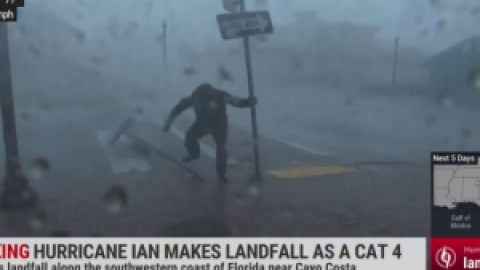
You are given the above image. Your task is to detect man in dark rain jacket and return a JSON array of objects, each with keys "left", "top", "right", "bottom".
[{"left": 162, "top": 83, "right": 257, "bottom": 181}]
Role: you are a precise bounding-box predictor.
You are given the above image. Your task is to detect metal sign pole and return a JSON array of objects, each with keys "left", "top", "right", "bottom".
[
  {"left": 239, "top": 0, "right": 262, "bottom": 179},
  {"left": 161, "top": 20, "right": 171, "bottom": 101},
  {"left": 0, "top": 24, "right": 37, "bottom": 209}
]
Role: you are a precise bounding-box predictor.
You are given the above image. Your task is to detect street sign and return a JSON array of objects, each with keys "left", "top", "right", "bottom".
[
  {"left": 222, "top": 0, "right": 239, "bottom": 13},
  {"left": 216, "top": 11, "right": 274, "bottom": 40}
]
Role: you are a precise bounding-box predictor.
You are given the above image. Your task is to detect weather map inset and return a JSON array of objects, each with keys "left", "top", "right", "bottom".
[{"left": 431, "top": 152, "right": 480, "bottom": 237}]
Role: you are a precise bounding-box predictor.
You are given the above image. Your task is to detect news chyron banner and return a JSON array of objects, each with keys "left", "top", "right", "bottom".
[
  {"left": 431, "top": 152, "right": 480, "bottom": 270},
  {"left": 0, "top": 0, "right": 24, "bottom": 22},
  {"left": 0, "top": 238, "right": 424, "bottom": 270}
]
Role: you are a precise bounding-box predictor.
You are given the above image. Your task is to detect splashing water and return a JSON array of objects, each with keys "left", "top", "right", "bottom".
[
  {"left": 102, "top": 185, "right": 128, "bottom": 213},
  {"left": 29, "top": 158, "right": 51, "bottom": 181}
]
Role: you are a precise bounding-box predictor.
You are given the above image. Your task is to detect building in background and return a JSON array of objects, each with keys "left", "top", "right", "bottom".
[{"left": 419, "top": 35, "right": 480, "bottom": 92}]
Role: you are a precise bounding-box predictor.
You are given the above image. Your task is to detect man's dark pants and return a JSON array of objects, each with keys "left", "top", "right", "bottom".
[{"left": 184, "top": 117, "right": 228, "bottom": 177}]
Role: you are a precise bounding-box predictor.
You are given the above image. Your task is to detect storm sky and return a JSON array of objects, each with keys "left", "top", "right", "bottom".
[{"left": 33, "top": 0, "right": 480, "bottom": 54}]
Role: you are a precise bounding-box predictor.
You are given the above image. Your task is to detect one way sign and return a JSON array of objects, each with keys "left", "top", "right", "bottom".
[{"left": 216, "top": 11, "right": 274, "bottom": 40}]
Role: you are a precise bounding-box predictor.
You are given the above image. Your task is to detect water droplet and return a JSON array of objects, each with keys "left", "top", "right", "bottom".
[
  {"left": 102, "top": 185, "right": 128, "bottom": 213},
  {"left": 217, "top": 66, "right": 233, "bottom": 82},
  {"left": 246, "top": 181, "right": 263, "bottom": 197},
  {"left": 437, "top": 94, "right": 454, "bottom": 108},
  {"left": 257, "top": 35, "right": 268, "bottom": 43},
  {"left": 29, "top": 158, "right": 50, "bottom": 181},
  {"left": 430, "top": 0, "right": 445, "bottom": 8},
  {"left": 467, "top": 66, "right": 480, "bottom": 89},
  {"left": 91, "top": 55, "right": 107, "bottom": 66},
  {"left": 183, "top": 66, "right": 196, "bottom": 76},
  {"left": 255, "top": 0, "right": 268, "bottom": 8},
  {"left": 19, "top": 111, "right": 30, "bottom": 122},
  {"left": 420, "top": 28, "right": 430, "bottom": 37},
  {"left": 29, "top": 209, "right": 47, "bottom": 230},
  {"left": 344, "top": 97, "right": 355, "bottom": 106},
  {"left": 472, "top": 6, "right": 480, "bottom": 16},
  {"left": 457, "top": 2, "right": 468, "bottom": 13},
  {"left": 425, "top": 115, "right": 437, "bottom": 126},
  {"left": 232, "top": 192, "right": 244, "bottom": 206},
  {"left": 72, "top": 29, "right": 86, "bottom": 44},
  {"left": 27, "top": 43, "right": 42, "bottom": 58},
  {"left": 290, "top": 58, "right": 302, "bottom": 69},
  {"left": 435, "top": 18, "right": 447, "bottom": 30},
  {"left": 134, "top": 105, "right": 144, "bottom": 115},
  {"left": 461, "top": 128, "right": 473, "bottom": 139}
]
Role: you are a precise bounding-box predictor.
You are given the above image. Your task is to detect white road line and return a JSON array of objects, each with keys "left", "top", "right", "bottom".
[
  {"left": 96, "top": 130, "right": 152, "bottom": 174},
  {"left": 273, "top": 137, "right": 331, "bottom": 156},
  {"left": 152, "top": 120, "right": 238, "bottom": 165}
]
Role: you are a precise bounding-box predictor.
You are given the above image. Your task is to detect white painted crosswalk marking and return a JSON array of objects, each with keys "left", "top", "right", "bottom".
[
  {"left": 273, "top": 137, "right": 331, "bottom": 156},
  {"left": 96, "top": 130, "right": 152, "bottom": 174}
]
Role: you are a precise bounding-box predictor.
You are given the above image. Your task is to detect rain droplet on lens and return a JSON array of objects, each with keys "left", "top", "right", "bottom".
[
  {"left": 344, "top": 97, "right": 355, "bottom": 106},
  {"left": 257, "top": 35, "right": 268, "bottom": 42},
  {"left": 246, "top": 181, "right": 263, "bottom": 197},
  {"left": 16, "top": 23, "right": 28, "bottom": 36},
  {"left": 420, "top": 28, "right": 430, "bottom": 37},
  {"left": 467, "top": 66, "right": 480, "bottom": 89},
  {"left": 472, "top": 6, "right": 480, "bottom": 16},
  {"left": 183, "top": 66, "right": 196, "bottom": 76},
  {"left": 461, "top": 128, "right": 473, "bottom": 139},
  {"left": 290, "top": 58, "right": 302, "bottom": 69},
  {"left": 27, "top": 43, "right": 42, "bottom": 58},
  {"left": 29, "top": 157, "right": 50, "bottom": 181},
  {"left": 102, "top": 185, "right": 128, "bottom": 213},
  {"left": 435, "top": 18, "right": 447, "bottom": 30},
  {"left": 462, "top": 43, "right": 471, "bottom": 53},
  {"left": 425, "top": 115, "right": 437, "bottom": 126},
  {"left": 29, "top": 209, "right": 47, "bottom": 230},
  {"left": 457, "top": 2, "right": 468, "bottom": 13},
  {"left": 217, "top": 66, "right": 233, "bottom": 82},
  {"left": 72, "top": 29, "right": 86, "bottom": 44},
  {"left": 430, "top": 0, "right": 445, "bottom": 8},
  {"left": 232, "top": 192, "right": 244, "bottom": 206},
  {"left": 255, "top": 0, "right": 268, "bottom": 7},
  {"left": 134, "top": 105, "right": 144, "bottom": 115},
  {"left": 437, "top": 94, "right": 454, "bottom": 108},
  {"left": 20, "top": 111, "right": 30, "bottom": 122},
  {"left": 91, "top": 55, "right": 108, "bottom": 66}
]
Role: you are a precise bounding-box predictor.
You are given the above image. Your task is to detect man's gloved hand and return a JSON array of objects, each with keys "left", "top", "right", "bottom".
[
  {"left": 249, "top": 96, "right": 258, "bottom": 106},
  {"left": 162, "top": 124, "right": 170, "bottom": 133}
]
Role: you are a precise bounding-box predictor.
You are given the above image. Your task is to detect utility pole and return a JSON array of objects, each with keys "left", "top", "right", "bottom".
[
  {"left": 392, "top": 37, "right": 399, "bottom": 88},
  {"left": 0, "top": 24, "right": 37, "bottom": 209},
  {"left": 162, "top": 20, "right": 167, "bottom": 65}
]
